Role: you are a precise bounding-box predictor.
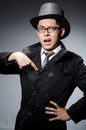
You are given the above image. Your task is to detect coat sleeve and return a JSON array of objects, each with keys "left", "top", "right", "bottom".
[
  {"left": 67, "top": 58, "right": 86, "bottom": 123},
  {"left": 0, "top": 45, "right": 32, "bottom": 74},
  {"left": 0, "top": 52, "right": 20, "bottom": 74}
]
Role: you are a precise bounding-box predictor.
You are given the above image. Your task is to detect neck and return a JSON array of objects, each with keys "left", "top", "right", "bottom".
[{"left": 43, "top": 41, "right": 61, "bottom": 53}]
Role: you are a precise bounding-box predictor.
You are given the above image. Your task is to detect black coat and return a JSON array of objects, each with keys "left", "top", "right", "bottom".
[{"left": 0, "top": 42, "right": 86, "bottom": 130}]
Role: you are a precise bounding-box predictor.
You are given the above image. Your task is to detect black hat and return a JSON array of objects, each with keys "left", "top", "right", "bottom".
[{"left": 30, "top": 2, "right": 71, "bottom": 39}]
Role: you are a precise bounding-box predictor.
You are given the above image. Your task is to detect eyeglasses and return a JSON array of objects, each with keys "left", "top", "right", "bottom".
[{"left": 37, "top": 26, "right": 61, "bottom": 33}]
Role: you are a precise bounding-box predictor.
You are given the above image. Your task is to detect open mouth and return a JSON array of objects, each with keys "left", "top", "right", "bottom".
[{"left": 44, "top": 38, "right": 51, "bottom": 43}]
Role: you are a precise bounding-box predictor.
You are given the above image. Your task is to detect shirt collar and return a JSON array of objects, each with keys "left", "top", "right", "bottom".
[{"left": 41, "top": 44, "right": 61, "bottom": 55}]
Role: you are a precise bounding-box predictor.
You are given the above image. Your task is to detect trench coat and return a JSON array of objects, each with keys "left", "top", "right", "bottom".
[{"left": 0, "top": 42, "right": 86, "bottom": 130}]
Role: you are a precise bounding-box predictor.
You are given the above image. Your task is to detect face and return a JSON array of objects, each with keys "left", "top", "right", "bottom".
[{"left": 36, "top": 19, "right": 65, "bottom": 52}]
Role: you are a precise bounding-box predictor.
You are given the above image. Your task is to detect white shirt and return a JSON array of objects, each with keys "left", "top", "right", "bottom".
[{"left": 41, "top": 45, "right": 61, "bottom": 67}]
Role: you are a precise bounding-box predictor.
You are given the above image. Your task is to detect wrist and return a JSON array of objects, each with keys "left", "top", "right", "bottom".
[{"left": 8, "top": 52, "right": 16, "bottom": 61}]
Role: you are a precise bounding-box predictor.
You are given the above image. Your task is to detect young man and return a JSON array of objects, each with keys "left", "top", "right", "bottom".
[{"left": 0, "top": 2, "right": 86, "bottom": 130}]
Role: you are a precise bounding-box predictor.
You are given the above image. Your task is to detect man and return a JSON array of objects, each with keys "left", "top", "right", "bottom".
[{"left": 0, "top": 2, "right": 86, "bottom": 130}]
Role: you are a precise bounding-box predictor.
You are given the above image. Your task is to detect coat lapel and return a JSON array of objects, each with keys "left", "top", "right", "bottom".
[
  {"left": 30, "top": 42, "right": 67, "bottom": 71},
  {"left": 43, "top": 45, "right": 67, "bottom": 70},
  {"left": 32, "top": 50, "right": 42, "bottom": 70}
]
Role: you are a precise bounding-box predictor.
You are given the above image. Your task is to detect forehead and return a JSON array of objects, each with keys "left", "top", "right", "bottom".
[{"left": 38, "top": 18, "right": 58, "bottom": 26}]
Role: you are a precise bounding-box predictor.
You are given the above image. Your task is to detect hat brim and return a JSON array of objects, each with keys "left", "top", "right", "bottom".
[{"left": 30, "top": 14, "right": 70, "bottom": 39}]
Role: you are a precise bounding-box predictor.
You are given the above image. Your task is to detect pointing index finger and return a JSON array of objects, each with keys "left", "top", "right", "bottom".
[{"left": 30, "top": 61, "right": 38, "bottom": 71}]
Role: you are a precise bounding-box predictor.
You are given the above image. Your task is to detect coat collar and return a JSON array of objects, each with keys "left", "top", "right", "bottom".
[
  {"left": 43, "top": 43, "right": 67, "bottom": 70},
  {"left": 29, "top": 42, "right": 67, "bottom": 71}
]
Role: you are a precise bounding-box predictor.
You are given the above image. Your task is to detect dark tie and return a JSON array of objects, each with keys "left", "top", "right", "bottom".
[{"left": 42, "top": 51, "right": 54, "bottom": 68}]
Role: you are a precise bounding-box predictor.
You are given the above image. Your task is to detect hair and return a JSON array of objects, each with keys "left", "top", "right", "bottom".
[{"left": 36, "top": 17, "right": 62, "bottom": 29}]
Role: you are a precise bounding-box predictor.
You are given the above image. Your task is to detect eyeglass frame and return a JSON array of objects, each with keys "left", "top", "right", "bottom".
[{"left": 37, "top": 25, "right": 61, "bottom": 33}]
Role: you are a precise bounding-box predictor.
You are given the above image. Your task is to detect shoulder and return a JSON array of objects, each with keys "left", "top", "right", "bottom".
[
  {"left": 60, "top": 42, "right": 83, "bottom": 63},
  {"left": 22, "top": 42, "right": 41, "bottom": 56},
  {"left": 58, "top": 50, "right": 84, "bottom": 74},
  {"left": 63, "top": 50, "right": 83, "bottom": 63},
  {"left": 26, "top": 42, "right": 41, "bottom": 52}
]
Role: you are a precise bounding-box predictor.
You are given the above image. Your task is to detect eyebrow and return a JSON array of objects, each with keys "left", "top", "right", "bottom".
[{"left": 37, "top": 25, "right": 59, "bottom": 28}]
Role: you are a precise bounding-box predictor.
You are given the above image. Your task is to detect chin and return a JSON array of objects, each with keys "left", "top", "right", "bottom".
[
  {"left": 44, "top": 48, "right": 53, "bottom": 52},
  {"left": 44, "top": 45, "right": 52, "bottom": 49}
]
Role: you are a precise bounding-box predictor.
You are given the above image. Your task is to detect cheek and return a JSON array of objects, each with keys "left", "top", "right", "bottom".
[
  {"left": 37, "top": 34, "right": 43, "bottom": 41},
  {"left": 52, "top": 34, "right": 59, "bottom": 42},
  {"left": 55, "top": 32, "right": 61, "bottom": 40}
]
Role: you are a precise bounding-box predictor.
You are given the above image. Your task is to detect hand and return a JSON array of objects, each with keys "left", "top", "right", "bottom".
[
  {"left": 45, "top": 100, "right": 71, "bottom": 121},
  {"left": 8, "top": 52, "right": 38, "bottom": 71}
]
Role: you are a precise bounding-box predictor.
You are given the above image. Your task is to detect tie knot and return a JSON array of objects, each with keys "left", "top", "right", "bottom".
[
  {"left": 44, "top": 51, "right": 54, "bottom": 60},
  {"left": 42, "top": 51, "right": 54, "bottom": 68}
]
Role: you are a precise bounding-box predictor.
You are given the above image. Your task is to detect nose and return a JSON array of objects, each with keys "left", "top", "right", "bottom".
[{"left": 44, "top": 29, "right": 50, "bottom": 36}]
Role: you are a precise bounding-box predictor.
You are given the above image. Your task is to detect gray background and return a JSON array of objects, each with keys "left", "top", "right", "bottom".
[{"left": 0, "top": 0, "right": 86, "bottom": 130}]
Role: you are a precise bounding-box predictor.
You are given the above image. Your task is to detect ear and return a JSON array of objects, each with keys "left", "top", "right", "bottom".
[{"left": 60, "top": 28, "right": 65, "bottom": 37}]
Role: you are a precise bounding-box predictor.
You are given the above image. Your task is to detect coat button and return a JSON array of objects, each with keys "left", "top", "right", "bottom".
[
  {"left": 48, "top": 72, "right": 54, "bottom": 77},
  {"left": 33, "top": 90, "right": 37, "bottom": 95},
  {"left": 43, "top": 92, "right": 48, "bottom": 97},
  {"left": 36, "top": 104, "right": 39, "bottom": 108},
  {"left": 28, "top": 112, "right": 32, "bottom": 116}
]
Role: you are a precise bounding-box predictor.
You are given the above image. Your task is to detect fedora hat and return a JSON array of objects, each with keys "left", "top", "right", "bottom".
[{"left": 30, "top": 2, "right": 70, "bottom": 39}]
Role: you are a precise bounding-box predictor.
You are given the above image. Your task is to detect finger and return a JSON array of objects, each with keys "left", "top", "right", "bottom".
[
  {"left": 45, "top": 110, "right": 57, "bottom": 115},
  {"left": 50, "top": 101, "right": 60, "bottom": 108},
  {"left": 30, "top": 61, "right": 38, "bottom": 71},
  {"left": 49, "top": 116, "right": 59, "bottom": 121},
  {"left": 45, "top": 107, "right": 56, "bottom": 112}
]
